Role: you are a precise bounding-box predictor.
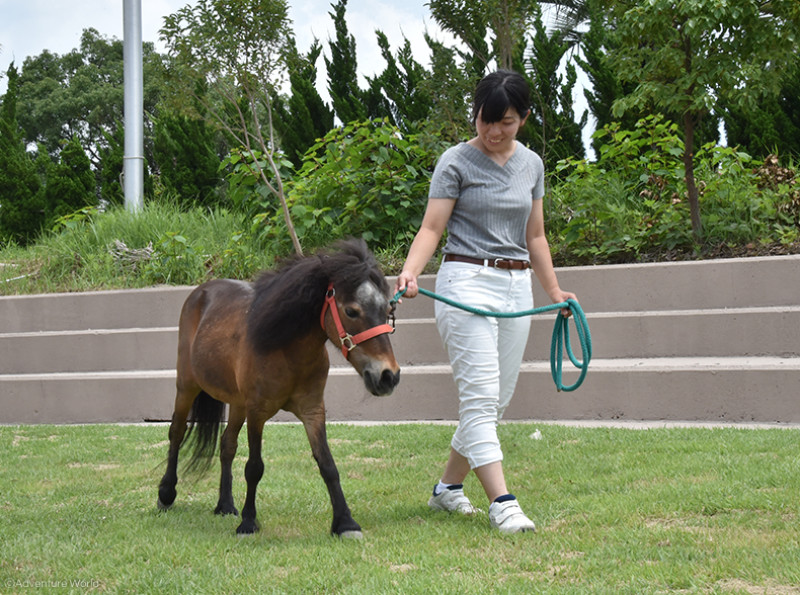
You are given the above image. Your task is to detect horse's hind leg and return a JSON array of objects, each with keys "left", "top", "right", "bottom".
[
  {"left": 215, "top": 404, "right": 245, "bottom": 516},
  {"left": 301, "top": 410, "right": 362, "bottom": 538},
  {"left": 157, "top": 387, "right": 196, "bottom": 510},
  {"left": 236, "top": 415, "right": 267, "bottom": 535}
]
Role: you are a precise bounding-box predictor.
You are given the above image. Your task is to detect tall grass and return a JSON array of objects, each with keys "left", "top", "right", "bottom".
[
  {"left": 1, "top": 423, "right": 799, "bottom": 594},
  {"left": 0, "top": 202, "right": 275, "bottom": 295}
]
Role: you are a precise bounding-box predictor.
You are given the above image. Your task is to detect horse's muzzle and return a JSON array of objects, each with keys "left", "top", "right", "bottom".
[{"left": 364, "top": 367, "right": 401, "bottom": 397}]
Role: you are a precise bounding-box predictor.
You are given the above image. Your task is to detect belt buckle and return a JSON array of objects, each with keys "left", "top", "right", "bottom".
[{"left": 493, "top": 258, "right": 508, "bottom": 269}]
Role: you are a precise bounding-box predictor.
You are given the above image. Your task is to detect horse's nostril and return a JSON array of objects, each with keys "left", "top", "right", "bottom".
[
  {"left": 382, "top": 369, "right": 400, "bottom": 388},
  {"left": 363, "top": 367, "right": 400, "bottom": 396}
]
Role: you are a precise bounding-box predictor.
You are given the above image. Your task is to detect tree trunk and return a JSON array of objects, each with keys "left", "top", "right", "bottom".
[{"left": 682, "top": 112, "right": 702, "bottom": 242}]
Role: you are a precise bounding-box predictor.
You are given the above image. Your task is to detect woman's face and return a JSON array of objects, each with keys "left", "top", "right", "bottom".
[{"left": 474, "top": 107, "right": 528, "bottom": 154}]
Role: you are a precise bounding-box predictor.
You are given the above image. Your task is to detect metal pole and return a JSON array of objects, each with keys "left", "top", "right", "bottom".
[{"left": 123, "top": 0, "right": 144, "bottom": 212}]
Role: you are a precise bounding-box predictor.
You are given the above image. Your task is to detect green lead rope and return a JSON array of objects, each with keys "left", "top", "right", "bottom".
[{"left": 391, "top": 288, "right": 592, "bottom": 392}]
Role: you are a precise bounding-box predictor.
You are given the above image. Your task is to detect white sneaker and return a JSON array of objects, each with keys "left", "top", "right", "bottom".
[
  {"left": 489, "top": 499, "right": 536, "bottom": 533},
  {"left": 428, "top": 485, "right": 481, "bottom": 515}
]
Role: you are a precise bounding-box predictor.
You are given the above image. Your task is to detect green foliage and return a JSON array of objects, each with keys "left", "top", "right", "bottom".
[
  {"left": 161, "top": 0, "right": 303, "bottom": 255},
  {"left": 427, "top": 0, "right": 491, "bottom": 77},
  {"left": 271, "top": 39, "right": 335, "bottom": 169},
  {"left": 223, "top": 119, "right": 449, "bottom": 255},
  {"left": 324, "top": 0, "right": 370, "bottom": 125},
  {"left": 261, "top": 119, "right": 448, "bottom": 252},
  {"left": 141, "top": 231, "right": 206, "bottom": 285},
  {"left": 152, "top": 108, "right": 222, "bottom": 207},
  {"left": 522, "top": 10, "right": 586, "bottom": 168},
  {"left": 0, "top": 63, "right": 46, "bottom": 246},
  {"left": 574, "top": 0, "right": 641, "bottom": 157},
  {"left": 1, "top": 201, "right": 271, "bottom": 294},
  {"left": 367, "top": 32, "right": 433, "bottom": 132},
  {"left": 15, "top": 29, "right": 163, "bottom": 171},
  {"left": 606, "top": 0, "right": 800, "bottom": 240},
  {"left": 44, "top": 135, "right": 97, "bottom": 222},
  {"left": 418, "top": 36, "right": 473, "bottom": 143},
  {"left": 722, "top": 55, "right": 800, "bottom": 161},
  {"left": 548, "top": 116, "right": 797, "bottom": 264}
]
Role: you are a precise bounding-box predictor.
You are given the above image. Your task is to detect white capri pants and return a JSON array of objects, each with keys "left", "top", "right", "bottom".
[{"left": 435, "top": 261, "right": 533, "bottom": 469}]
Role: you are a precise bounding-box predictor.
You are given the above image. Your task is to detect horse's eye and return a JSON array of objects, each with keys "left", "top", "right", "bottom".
[{"left": 344, "top": 307, "right": 360, "bottom": 319}]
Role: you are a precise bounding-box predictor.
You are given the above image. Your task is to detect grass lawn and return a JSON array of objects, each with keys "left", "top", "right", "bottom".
[{"left": 1, "top": 422, "right": 799, "bottom": 594}]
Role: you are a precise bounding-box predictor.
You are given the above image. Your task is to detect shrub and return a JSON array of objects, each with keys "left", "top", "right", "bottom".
[
  {"left": 225, "top": 118, "right": 449, "bottom": 255},
  {"left": 547, "top": 116, "right": 799, "bottom": 263}
]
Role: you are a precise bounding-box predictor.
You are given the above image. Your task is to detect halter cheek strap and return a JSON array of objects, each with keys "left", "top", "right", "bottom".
[{"left": 320, "top": 283, "right": 395, "bottom": 358}]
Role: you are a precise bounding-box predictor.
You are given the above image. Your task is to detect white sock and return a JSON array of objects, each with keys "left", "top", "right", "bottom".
[{"left": 434, "top": 481, "right": 459, "bottom": 496}]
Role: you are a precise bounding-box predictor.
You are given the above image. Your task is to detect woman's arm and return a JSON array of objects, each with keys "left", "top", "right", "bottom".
[
  {"left": 527, "top": 199, "right": 577, "bottom": 307},
  {"left": 394, "top": 198, "right": 455, "bottom": 298}
]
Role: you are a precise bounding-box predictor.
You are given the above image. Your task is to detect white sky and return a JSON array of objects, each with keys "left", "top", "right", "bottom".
[
  {"left": 0, "top": 0, "right": 594, "bottom": 152},
  {"left": 0, "top": 0, "right": 444, "bottom": 95}
]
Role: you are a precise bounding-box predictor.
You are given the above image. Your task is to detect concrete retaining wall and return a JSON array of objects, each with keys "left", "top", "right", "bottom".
[{"left": 1, "top": 255, "right": 799, "bottom": 424}]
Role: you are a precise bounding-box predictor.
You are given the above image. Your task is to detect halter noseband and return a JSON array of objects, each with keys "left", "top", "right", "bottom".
[{"left": 320, "top": 283, "right": 395, "bottom": 358}]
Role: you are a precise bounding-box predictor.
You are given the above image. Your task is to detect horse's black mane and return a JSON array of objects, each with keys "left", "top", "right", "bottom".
[{"left": 246, "top": 239, "right": 389, "bottom": 353}]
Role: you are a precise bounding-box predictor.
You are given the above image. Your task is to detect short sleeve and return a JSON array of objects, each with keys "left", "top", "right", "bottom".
[{"left": 428, "top": 147, "right": 462, "bottom": 200}]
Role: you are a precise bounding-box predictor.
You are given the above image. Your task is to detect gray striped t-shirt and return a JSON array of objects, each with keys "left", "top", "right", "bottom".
[{"left": 429, "top": 141, "right": 545, "bottom": 262}]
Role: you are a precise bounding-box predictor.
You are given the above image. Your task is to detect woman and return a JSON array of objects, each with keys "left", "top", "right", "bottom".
[{"left": 394, "top": 70, "right": 577, "bottom": 534}]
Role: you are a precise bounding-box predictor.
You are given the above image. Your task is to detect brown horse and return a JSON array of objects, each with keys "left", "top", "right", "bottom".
[{"left": 157, "top": 239, "right": 401, "bottom": 538}]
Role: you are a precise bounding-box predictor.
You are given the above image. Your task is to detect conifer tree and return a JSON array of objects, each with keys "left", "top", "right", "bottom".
[
  {"left": 272, "top": 39, "right": 334, "bottom": 168},
  {"left": 45, "top": 135, "right": 97, "bottom": 221},
  {"left": 324, "top": 0, "right": 368, "bottom": 124},
  {"left": 0, "top": 63, "right": 46, "bottom": 245}
]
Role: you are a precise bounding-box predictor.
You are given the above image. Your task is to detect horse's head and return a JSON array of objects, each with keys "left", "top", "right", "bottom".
[{"left": 320, "top": 240, "right": 401, "bottom": 396}]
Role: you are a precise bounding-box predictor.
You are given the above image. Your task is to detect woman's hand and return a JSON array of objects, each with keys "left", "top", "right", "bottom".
[
  {"left": 394, "top": 271, "right": 419, "bottom": 299},
  {"left": 551, "top": 289, "right": 578, "bottom": 318}
]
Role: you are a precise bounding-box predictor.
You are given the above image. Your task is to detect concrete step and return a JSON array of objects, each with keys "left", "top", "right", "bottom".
[
  {"left": 395, "top": 255, "right": 800, "bottom": 318},
  {"left": 4, "top": 305, "right": 797, "bottom": 375},
  {"left": 0, "top": 286, "right": 192, "bottom": 333},
  {"left": 2, "top": 356, "right": 799, "bottom": 424},
  {"left": 2, "top": 255, "right": 799, "bottom": 333},
  {"left": 389, "top": 305, "right": 800, "bottom": 364}
]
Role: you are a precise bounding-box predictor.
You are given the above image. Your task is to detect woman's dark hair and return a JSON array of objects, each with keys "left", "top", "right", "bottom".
[{"left": 471, "top": 70, "right": 531, "bottom": 124}]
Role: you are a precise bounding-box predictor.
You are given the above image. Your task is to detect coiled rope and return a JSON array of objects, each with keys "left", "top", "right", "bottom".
[{"left": 392, "top": 287, "right": 592, "bottom": 392}]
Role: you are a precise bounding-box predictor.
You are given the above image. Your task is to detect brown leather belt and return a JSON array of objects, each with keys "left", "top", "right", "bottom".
[{"left": 443, "top": 254, "right": 531, "bottom": 270}]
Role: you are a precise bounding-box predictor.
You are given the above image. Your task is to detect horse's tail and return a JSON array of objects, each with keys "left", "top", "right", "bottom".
[{"left": 182, "top": 391, "right": 225, "bottom": 473}]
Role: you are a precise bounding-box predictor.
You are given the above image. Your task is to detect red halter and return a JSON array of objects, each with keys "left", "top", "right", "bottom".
[{"left": 320, "top": 283, "right": 395, "bottom": 358}]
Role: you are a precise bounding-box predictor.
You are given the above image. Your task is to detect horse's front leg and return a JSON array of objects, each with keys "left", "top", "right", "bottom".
[
  {"left": 215, "top": 404, "right": 245, "bottom": 516},
  {"left": 302, "top": 409, "right": 362, "bottom": 538},
  {"left": 236, "top": 416, "right": 265, "bottom": 535}
]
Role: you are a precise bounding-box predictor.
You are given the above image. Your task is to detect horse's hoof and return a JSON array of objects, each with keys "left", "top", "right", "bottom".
[
  {"left": 214, "top": 505, "right": 239, "bottom": 516},
  {"left": 157, "top": 498, "right": 173, "bottom": 511},
  {"left": 338, "top": 530, "right": 363, "bottom": 540},
  {"left": 236, "top": 521, "right": 259, "bottom": 536}
]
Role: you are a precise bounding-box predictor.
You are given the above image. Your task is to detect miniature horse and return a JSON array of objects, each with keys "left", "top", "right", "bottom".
[{"left": 157, "top": 239, "right": 401, "bottom": 538}]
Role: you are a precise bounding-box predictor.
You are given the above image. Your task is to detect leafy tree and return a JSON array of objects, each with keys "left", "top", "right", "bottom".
[
  {"left": 13, "top": 29, "right": 165, "bottom": 204},
  {"left": 161, "top": 0, "right": 302, "bottom": 254},
  {"left": 606, "top": 0, "right": 800, "bottom": 241},
  {"left": 16, "top": 30, "right": 160, "bottom": 164},
  {"left": 0, "top": 63, "right": 46, "bottom": 245}
]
